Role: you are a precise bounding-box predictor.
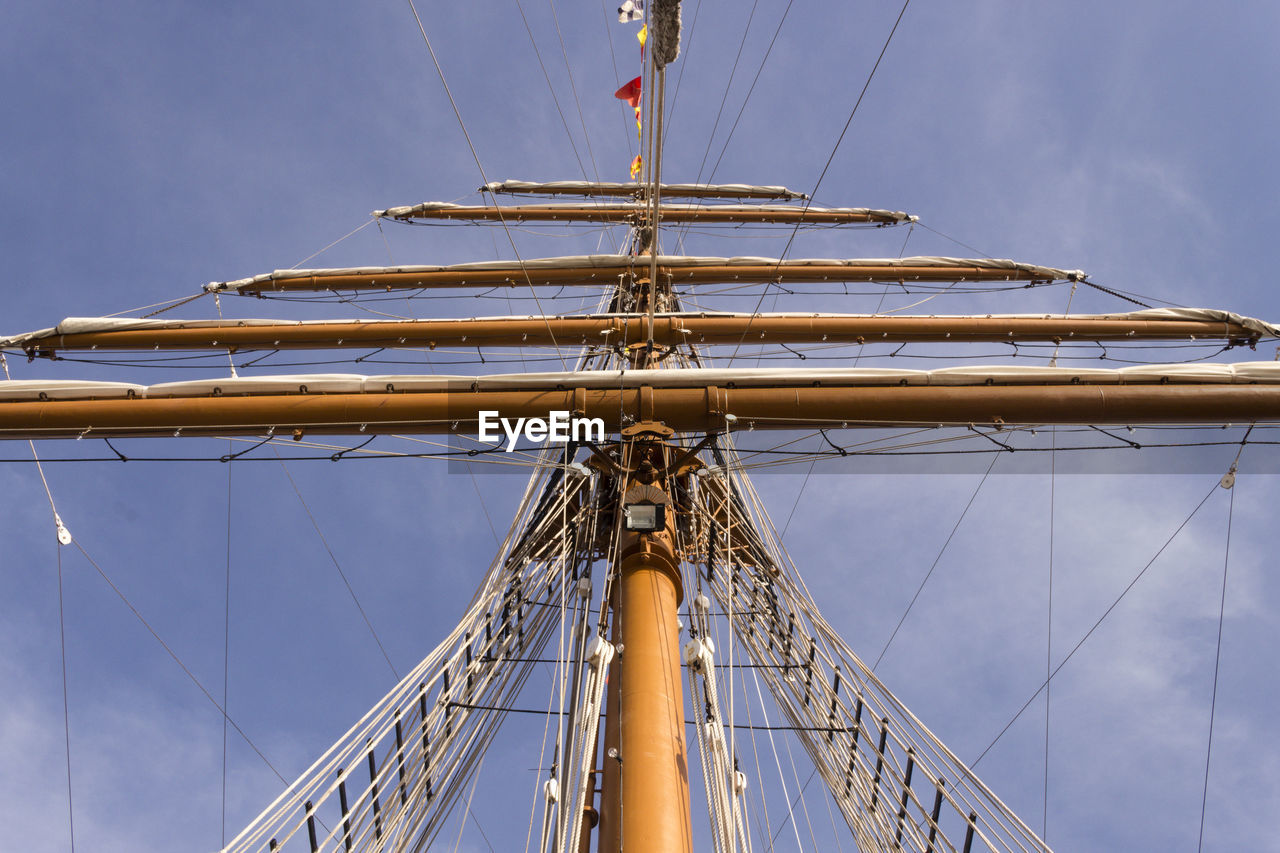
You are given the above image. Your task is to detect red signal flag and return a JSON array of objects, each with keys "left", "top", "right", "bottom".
[{"left": 614, "top": 76, "right": 642, "bottom": 109}]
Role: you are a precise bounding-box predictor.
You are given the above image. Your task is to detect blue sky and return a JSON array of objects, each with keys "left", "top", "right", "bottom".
[{"left": 2, "top": 2, "right": 1279, "bottom": 850}]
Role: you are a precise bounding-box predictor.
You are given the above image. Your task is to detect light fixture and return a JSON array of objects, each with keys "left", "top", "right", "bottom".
[{"left": 624, "top": 502, "right": 665, "bottom": 531}]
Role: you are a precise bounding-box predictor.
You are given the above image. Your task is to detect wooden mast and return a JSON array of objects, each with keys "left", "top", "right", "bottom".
[
  {"left": 597, "top": 16, "right": 694, "bottom": 847},
  {"left": 0, "top": 10, "right": 1275, "bottom": 849},
  {"left": 599, "top": 433, "right": 694, "bottom": 852}
]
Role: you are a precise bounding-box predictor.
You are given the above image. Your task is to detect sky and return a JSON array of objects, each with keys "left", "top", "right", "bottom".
[{"left": 2, "top": 1, "right": 1279, "bottom": 851}]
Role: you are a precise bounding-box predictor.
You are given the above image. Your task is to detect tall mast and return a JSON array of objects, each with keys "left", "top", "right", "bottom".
[
  {"left": 645, "top": 63, "right": 666, "bottom": 351},
  {"left": 598, "top": 3, "right": 693, "bottom": 850},
  {"left": 2, "top": 6, "right": 1275, "bottom": 850}
]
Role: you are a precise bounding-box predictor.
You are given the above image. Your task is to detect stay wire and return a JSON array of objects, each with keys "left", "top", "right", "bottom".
[
  {"left": 274, "top": 451, "right": 400, "bottom": 679},
  {"left": 452, "top": 755, "right": 490, "bottom": 851},
  {"left": 750, "top": 667, "right": 804, "bottom": 851},
  {"left": 734, "top": 598, "right": 774, "bottom": 849},
  {"left": 469, "top": 461, "right": 504, "bottom": 545},
  {"left": 1042, "top": 282, "right": 1076, "bottom": 837},
  {"left": 1198, "top": 443, "right": 1244, "bottom": 851},
  {"left": 222, "top": 442, "right": 233, "bottom": 848},
  {"left": 792, "top": 0, "right": 910, "bottom": 222},
  {"left": 872, "top": 450, "right": 999, "bottom": 670},
  {"left": 95, "top": 291, "right": 208, "bottom": 320},
  {"left": 288, "top": 219, "right": 376, "bottom": 270},
  {"left": 705, "top": 1, "right": 796, "bottom": 185},
  {"left": 468, "top": 805, "right": 498, "bottom": 853},
  {"left": 1043, "top": 427, "right": 1055, "bottom": 841},
  {"left": 757, "top": 222, "right": 921, "bottom": 537},
  {"left": 914, "top": 221, "right": 991, "bottom": 260},
  {"left": 780, "top": 725, "right": 821, "bottom": 850},
  {"left": 514, "top": 0, "right": 591, "bottom": 180},
  {"left": 777, "top": 456, "right": 814, "bottom": 541},
  {"left": 769, "top": 765, "right": 818, "bottom": 846},
  {"left": 692, "top": 0, "right": 760, "bottom": 185},
  {"left": 68, "top": 539, "right": 289, "bottom": 784},
  {"left": 56, "top": 545, "right": 76, "bottom": 853},
  {"left": 772, "top": 219, "right": 911, "bottom": 542},
  {"left": 546, "top": 0, "right": 602, "bottom": 183},
  {"left": 972, "top": 477, "right": 1221, "bottom": 767},
  {"left": 1, "top": 352, "right": 76, "bottom": 849},
  {"left": 404, "top": 0, "right": 569, "bottom": 370},
  {"left": 726, "top": 0, "right": 911, "bottom": 365},
  {"left": 664, "top": 0, "right": 702, "bottom": 134}
]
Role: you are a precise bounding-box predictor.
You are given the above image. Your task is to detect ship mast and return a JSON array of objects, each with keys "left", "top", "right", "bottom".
[
  {"left": 597, "top": 5, "right": 693, "bottom": 846},
  {"left": 3, "top": 6, "right": 1280, "bottom": 852}
]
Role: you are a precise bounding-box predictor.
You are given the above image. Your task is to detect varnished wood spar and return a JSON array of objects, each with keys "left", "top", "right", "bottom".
[
  {"left": 1, "top": 384, "right": 1279, "bottom": 439},
  {"left": 21, "top": 314, "right": 1265, "bottom": 353},
  {"left": 378, "top": 203, "right": 909, "bottom": 225},
  {"left": 482, "top": 180, "right": 806, "bottom": 200},
  {"left": 211, "top": 259, "right": 1073, "bottom": 294},
  {"left": 607, "top": 57, "right": 694, "bottom": 852},
  {"left": 611, "top": 472, "right": 693, "bottom": 852}
]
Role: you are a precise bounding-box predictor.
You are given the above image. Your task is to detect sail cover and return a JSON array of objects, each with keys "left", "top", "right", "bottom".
[
  {"left": 2, "top": 307, "right": 1275, "bottom": 348},
  {"left": 201, "top": 255, "right": 1088, "bottom": 294},
  {"left": 5, "top": 363, "right": 1280, "bottom": 401},
  {"left": 373, "top": 201, "right": 915, "bottom": 223},
  {"left": 481, "top": 180, "right": 808, "bottom": 200}
]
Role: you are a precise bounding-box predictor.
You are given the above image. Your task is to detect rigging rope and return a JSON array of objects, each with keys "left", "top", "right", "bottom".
[
  {"left": 705, "top": 1, "right": 796, "bottom": 186},
  {"left": 663, "top": 0, "right": 702, "bottom": 140},
  {"left": 514, "top": 0, "right": 593, "bottom": 182},
  {"left": 1198, "top": 438, "right": 1246, "bottom": 851},
  {"left": 222, "top": 441, "right": 233, "bottom": 848},
  {"left": 751, "top": 667, "right": 805, "bottom": 851},
  {"left": 220, "top": 445, "right": 597, "bottom": 851},
  {"left": 72, "top": 538, "right": 290, "bottom": 785},
  {"left": 972, "top": 476, "right": 1224, "bottom": 768},
  {"left": 55, "top": 540, "right": 76, "bottom": 853},
  {"left": 3, "top": 352, "right": 77, "bottom": 851},
  {"left": 691, "top": 0, "right": 760, "bottom": 187},
  {"left": 289, "top": 219, "right": 377, "bottom": 271},
  {"left": 873, "top": 452, "right": 1000, "bottom": 670},
  {"left": 403, "top": 0, "right": 570, "bottom": 370},
  {"left": 546, "top": 0, "right": 603, "bottom": 184},
  {"left": 275, "top": 450, "right": 400, "bottom": 679},
  {"left": 692, "top": 441, "right": 1054, "bottom": 851},
  {"left": 1042, "top": 427, "right": 1055, "bottom": 841},
  {"left": 745, "top": 0, "right": 914, "bottom": 310}
]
